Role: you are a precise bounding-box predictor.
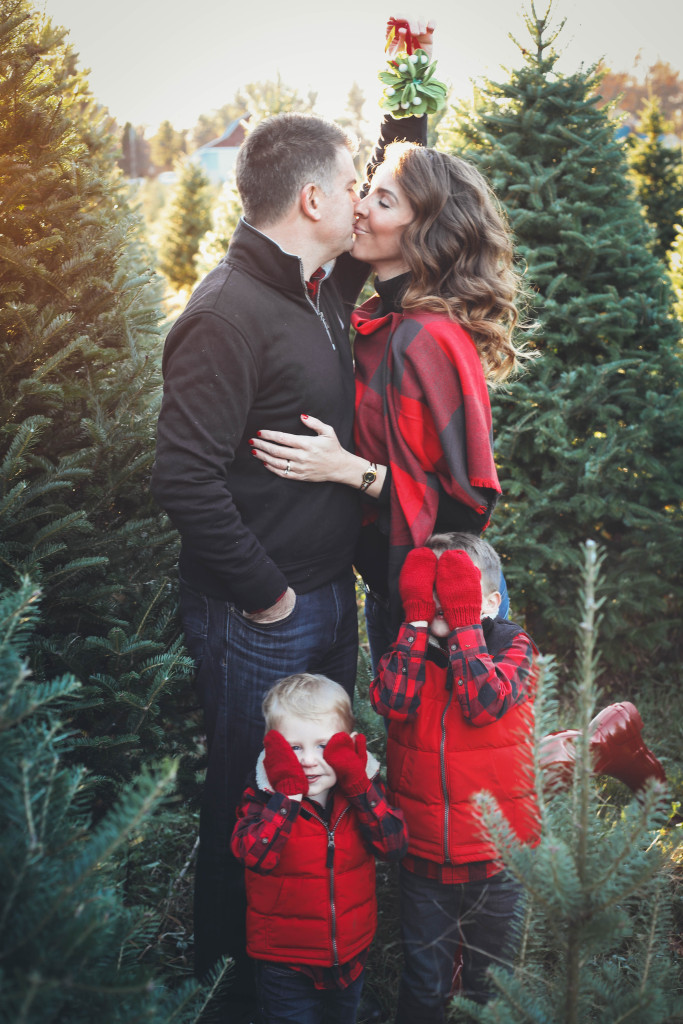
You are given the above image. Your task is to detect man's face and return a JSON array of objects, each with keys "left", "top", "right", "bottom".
[{"left": 316, "top": 147, "right": 359, "bottom": 261}]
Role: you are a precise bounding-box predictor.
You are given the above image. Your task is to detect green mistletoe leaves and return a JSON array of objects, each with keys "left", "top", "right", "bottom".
[{"left": 379, "top": 48, "right": 448, "bottom": 118}]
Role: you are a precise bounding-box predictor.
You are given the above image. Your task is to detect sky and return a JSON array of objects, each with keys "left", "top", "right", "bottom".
[{"left": 37, "top": 0, "right": 683, "bottom": 133}]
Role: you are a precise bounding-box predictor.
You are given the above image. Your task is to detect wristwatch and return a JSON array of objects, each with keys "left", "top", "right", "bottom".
[{"left": 359, "top": 462, "right": 378, "bottom": 493}]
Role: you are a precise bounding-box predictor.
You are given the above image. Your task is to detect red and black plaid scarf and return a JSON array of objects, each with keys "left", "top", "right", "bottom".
[{"left": 353, "top": 300, "right": 500, "bottom": 606}]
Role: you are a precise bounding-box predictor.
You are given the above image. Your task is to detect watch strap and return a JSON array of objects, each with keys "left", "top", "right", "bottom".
[{"left": 359, "top": 462, "right": 378, "bottom": 493}]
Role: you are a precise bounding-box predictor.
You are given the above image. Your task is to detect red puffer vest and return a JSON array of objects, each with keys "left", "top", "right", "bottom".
[
  {"left": 387, "top": 619, "right": 539, "bottom": 865},
  {"left": 245, "top": 790, "right": 377, "bottom": 965}
]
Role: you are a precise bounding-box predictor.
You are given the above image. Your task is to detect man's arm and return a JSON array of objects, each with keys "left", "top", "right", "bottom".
[{"left": 151, "top": 310, "right": 290, "bottom": 615}]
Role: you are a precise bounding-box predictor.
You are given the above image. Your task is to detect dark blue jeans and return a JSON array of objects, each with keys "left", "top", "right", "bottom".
[
  {"left": 364, "top": 570, "right": 511, "bottom": 675},
  {"left": 254, "top": 961, "right": 364, "bottom": 1024},
  {"left": 180, "top": 572, "right": 359, "bottom": 979},
  {"left": 395, "top": 865, "right": 522, "bottom": 1023}
]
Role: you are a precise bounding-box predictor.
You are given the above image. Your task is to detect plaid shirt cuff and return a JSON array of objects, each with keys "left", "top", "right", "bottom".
[
  {"left": 348, "top": 777, "right": 409, "bottom": 860},
  {"left": 369, "top": 623, "right": 430, "bottom": 719},
  {"left": 447, "top": 624, "right": 534, "bottom": 726},
  {"left": 230, "top": 786, "right": 301, "bottom": 873}
]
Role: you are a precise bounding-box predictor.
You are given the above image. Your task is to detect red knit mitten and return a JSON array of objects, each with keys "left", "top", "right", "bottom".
[
  {"left": 399, "top": 547, "right": 438, "bottom": 623},
  {"left": 435, "top": 550, "right": 482, "bottom": 630},
  {"left": 323, "top": 732, "right": 369, "bottom": 797},
  {"left": 263, "top": 730, "right": 309, "bottom": 796}
]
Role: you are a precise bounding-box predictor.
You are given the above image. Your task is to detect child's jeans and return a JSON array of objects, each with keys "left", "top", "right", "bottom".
[
  {"left": 253, "top": 960, "right": 364, "bottom": 1024},
  {"left": 394, "top": 864, "right": 522, "bottom": 1023}
]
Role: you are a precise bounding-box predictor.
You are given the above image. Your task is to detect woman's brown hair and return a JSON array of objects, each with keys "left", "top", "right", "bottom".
[{"left": 384, "top": 143, "right": 533, "bottom": 383}]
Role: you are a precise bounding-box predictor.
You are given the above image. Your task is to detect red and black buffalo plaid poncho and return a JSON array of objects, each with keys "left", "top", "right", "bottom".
[{"left": 352, "top": 298, "right": 501, "bottom": 617}]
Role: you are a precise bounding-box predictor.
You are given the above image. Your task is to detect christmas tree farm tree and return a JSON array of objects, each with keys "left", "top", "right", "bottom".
[{"left": 440, "top": 2, "right": 683, "bottom": 677}]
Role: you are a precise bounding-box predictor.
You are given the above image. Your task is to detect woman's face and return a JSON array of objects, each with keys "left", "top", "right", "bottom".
[{"left": 351, "top": 163, "right": 415, "bottom": 280}]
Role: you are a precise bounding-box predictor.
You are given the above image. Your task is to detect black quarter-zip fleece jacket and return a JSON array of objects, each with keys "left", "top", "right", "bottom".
[{"left": 151, "top": 220, "right": 367, "bottom": 611}]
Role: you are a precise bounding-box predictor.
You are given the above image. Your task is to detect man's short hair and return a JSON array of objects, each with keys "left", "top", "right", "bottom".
[
  {"left": 262, "top": 673, "right": 354, "bottom": 733},
  {"left": 236, "top": 113, "right": 354, "bottom": 228},
  {"left": 427, "top": 532, "right": 502, "bottom": 597}
]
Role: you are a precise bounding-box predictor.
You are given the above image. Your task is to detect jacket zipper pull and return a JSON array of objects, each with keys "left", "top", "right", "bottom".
[
  {"left": 326, "top": 835, "right": 335, "bottom": 868},
  {"left": 318, "top": 309, "right": 336, "bottom": 351}
]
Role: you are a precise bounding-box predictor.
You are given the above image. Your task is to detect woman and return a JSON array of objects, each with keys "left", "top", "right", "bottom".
[{"left": 251, "top": 22, "right": 530, "bottom": 667}]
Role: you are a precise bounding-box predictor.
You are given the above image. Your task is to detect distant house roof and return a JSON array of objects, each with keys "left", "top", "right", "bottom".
[
  {"left": 195, "top": 116, "right": 250, "bottom": 153},
  {"left": 191, "top": 116, "right": 251, "bottom": 184}
]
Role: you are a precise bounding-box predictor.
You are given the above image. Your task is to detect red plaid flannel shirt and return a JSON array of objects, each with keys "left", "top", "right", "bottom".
[
  {"left": 369, "top": 618, "right": 535, "bottom": 883},
  {"left": 231, "top": 775, "right": 407, "bottom": 988}
]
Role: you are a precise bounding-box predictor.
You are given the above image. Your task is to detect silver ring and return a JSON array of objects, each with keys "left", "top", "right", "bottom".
[{"left": 285, "top": 460, "right": 291, "bottom": 475}]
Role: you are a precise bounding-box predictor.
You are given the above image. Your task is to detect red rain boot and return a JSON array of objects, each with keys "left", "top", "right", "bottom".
[{"left": 589, "top": 702, "right": 666, "bottom": 792}]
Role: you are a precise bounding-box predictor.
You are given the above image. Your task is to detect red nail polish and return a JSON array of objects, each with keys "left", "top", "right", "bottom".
[
  {"left": 301, "top": 414, "right": 309, "bottom": 420},
  {"left": 248, "top": 438, "right": 254, "bottom": 445},
  {"left": 251, "top": 449, "right": 257, "bottom": 456},
  {"left": 257, "top": 431, "right": 262, "bottom": 436}
]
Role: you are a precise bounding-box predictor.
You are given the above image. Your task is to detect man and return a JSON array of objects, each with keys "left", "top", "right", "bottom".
[{"left": 151, "top": 113, "right": 367, "bottom": 1003}]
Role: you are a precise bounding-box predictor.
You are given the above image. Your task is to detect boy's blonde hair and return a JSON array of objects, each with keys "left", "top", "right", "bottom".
[
  {"left": 262, "top": 673, "right": 354, "bottom": 733},
  {"left": 427, "top": 532, "right": 501, "bottom": 597}
]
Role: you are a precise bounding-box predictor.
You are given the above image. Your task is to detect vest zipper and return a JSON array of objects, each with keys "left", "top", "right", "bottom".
[
  {"left": 440, "top": 682, "right": 454, "bottom": 864},
  {"left": 308, "top": 803, "right": 350, "bottom": 966}
]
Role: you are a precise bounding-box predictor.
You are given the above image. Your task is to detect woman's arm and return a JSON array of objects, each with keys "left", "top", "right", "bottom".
[
  {"left": 250, "top": 414, "right": 387, "bottom": 499},
  {"left": 333, "top": 17, "right": 432, "bottom": 308}
]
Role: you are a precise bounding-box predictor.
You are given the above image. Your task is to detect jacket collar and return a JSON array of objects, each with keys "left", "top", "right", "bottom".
[
  {"left": 225, "top": 218, "right": 334, "bottom": 300},
  {"left": 351, "top": 299, "right": 400, "bottom": 336}
]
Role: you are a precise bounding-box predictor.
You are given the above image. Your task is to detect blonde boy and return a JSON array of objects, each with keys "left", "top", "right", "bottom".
[{"left": 231, "top": 673, "right": 407, "bottom": 1024}]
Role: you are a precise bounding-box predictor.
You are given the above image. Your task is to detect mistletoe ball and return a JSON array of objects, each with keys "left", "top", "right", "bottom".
[{"left": 379, "top": 48, "right": 448, "bottom": 119}]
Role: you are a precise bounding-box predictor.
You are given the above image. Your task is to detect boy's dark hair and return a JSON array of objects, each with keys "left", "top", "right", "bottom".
[
  {"left": 427, "top": 532, "right": 501, "bottom": 597},
  {"left": 236, "top": 113, "right": 354, "bottom": 228}
]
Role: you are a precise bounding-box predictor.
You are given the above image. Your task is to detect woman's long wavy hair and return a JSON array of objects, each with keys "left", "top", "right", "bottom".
[{"left": 385, "top": 142, "right": 532, "bottom": 383}]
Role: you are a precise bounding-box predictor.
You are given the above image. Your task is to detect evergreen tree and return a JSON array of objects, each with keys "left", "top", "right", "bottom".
[
  {"left": 0, "top": 579, "right": 218, "bottom": 1023},
  {"left": 439, "top": 2, "right": 683, "bottom": 674},
  {"left": 452, "top": 542, "right": 678, "bottom": 1024},
  {"left": 194, "top": 172, "right": 243, "bottom": 279},
  {"left": 120, "top": 121, "right": 152, "bottom": 179},
  {"left": 337, "top": 81, "right": 373, "bottom": 174},
  {"left": 236, "top": 74, "right": 317, "bottom": 123},
  {"left": 157, "top": 158, "right": 213, "bottom": 292},
  {"left": 0, "top": 0, "right": 194, "bottom": 794},
  {"left": 627, "top": 97, "right": 683, "bottom": 258},
  {"left": 149, "top": 119, "right": 187, "bottom": 173}
]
